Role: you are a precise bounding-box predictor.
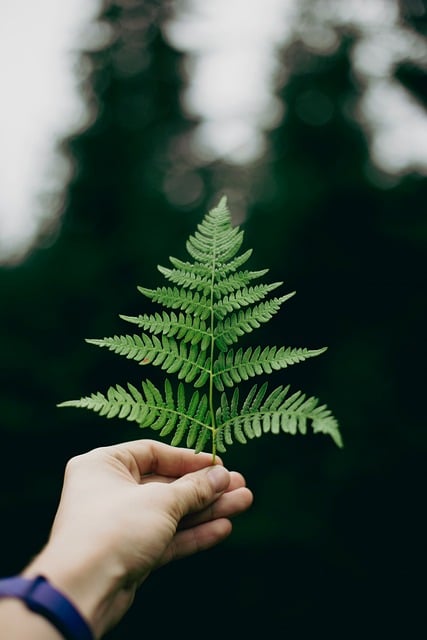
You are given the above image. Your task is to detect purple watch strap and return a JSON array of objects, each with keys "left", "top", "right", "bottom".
[{"left": 0, "top": 575, "right": 94, "bottom": 640}]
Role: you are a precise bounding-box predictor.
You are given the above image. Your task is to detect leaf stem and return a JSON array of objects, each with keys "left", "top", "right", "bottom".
[{"left": 209, "top": 233, "right": 218, "bottom": 463}]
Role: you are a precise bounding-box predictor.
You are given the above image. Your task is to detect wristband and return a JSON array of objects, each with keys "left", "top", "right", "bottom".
[{"left": 0, "top": 575, "right": 94, "bottom": 640}]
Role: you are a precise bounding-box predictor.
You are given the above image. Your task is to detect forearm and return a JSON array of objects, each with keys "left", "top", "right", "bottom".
[{"left": 0, "top": 598, "right": 63, "bottom": 640}]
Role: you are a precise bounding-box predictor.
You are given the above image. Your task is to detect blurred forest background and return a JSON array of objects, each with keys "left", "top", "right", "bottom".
[{"left": 1, "top": 1, "right": 426, "bottom": 638}]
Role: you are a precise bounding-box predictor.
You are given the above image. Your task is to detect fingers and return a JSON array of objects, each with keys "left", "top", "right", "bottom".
[
  {"left": 139, "top": 470, "right": 246, "bottom": 491},
  {"left": 166, "top": 465, "right": 232, "bottom": 521},
  {"left": 179, "top": 485, "right": 253, "bottom": 530},
  {"left": 159, "top": 473, "right": 253, "bottom": 565},
  {"left": 159, "top": 518, "right": 234, "bottom": 565},
  {"left": 105, "top": 439, "right": 223, "bottom": 478},
  {"left": 223, "top": 470, "right": 249, "bottom": 493}
]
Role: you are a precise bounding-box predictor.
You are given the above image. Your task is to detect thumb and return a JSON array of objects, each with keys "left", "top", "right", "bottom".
[{"left": 171, "top": 465, "right": 231, "bottom": 519}]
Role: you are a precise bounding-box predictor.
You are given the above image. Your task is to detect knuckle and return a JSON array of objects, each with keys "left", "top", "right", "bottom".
[{"left": 187, "top": 475, "right": 211, "bottom": 508}]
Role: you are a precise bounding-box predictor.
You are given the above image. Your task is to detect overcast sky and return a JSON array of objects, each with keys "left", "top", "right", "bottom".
[
  {"left": 1, "top": 0, "right": 426, "bottom": 263},
  {"left": 0, "top": 0, "right": 102, "bottom": 263}
]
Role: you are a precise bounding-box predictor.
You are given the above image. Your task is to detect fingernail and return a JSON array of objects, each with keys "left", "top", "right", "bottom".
[{"left": 207, "top": 465, "right": 230, "bottom": 492}]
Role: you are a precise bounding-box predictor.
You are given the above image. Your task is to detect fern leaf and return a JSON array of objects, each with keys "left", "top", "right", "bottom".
[
  {"left": 58, "top": 196, "right": 343, "bottom": 459},
  {"left": 156, "top": 263, "right": 267, "bottom": 297},
  {"left": 212, "top": 269, "right": 269, "bottom": 296},
  {"left": 213, "top": 282, "right": 283, "bottom": 319},
  {"left": 58, "top": 380, "right": 212, "bottom": 443},
  {"left": 214, "top": 293, "right": 295, "bottom": 351},
  {"left": 119, "top": 311, "right": 211, "bottom": 350},
  {"left": 215, "top": 248, "right": 253, "bottom": 276},
  {"left": 168, "top": 256, "right": 211, "bottom": 275},
  {"left": 216, "top": 383, "right": 342, "bottom": 450},
  {"left": 86, "top": 334, "right": 210, "bottom": 386},
  {"left": 186, "top": 197, "right": 244, "bottom": 264},
  {"left": 157, "top": 264, "right": 211, "bottom": 294},
  {"left": 241, "top": 382, "right": 269, "bottom": 414},
  {"left": 138, "top": 286, "right": 211, "bottom": 320},
  {"left": 213, "top": 346, "right": 327, "bottom": 390}
]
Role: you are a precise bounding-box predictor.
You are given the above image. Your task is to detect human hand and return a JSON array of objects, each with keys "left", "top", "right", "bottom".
[{"left": 24, "top": 439, "right": 253, "bottom": 638}]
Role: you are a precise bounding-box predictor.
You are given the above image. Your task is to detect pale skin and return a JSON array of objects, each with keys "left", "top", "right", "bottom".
[{"left": 0, "top": 439, "right": 253, "bottom": 639}]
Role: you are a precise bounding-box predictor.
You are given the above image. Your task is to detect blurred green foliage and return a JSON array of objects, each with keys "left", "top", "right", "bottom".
[{"left": 1, "top": 1, "right": 426, "bottom": 638}]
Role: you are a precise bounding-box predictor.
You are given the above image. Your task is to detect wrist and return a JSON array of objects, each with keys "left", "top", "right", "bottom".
[
  {"left": 0, "top": 575, "right": 94, "bottom": 640},
  {"left": 23, "top": 546, "right": 125, "bottom": 638}
]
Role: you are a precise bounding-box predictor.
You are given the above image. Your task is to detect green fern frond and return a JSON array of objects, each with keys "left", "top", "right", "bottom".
[
  {"left": 185, "top": 197, "right": 244, "bottom": 265},
  {"left": 119, "top": 311, "right": 211, "bottom": 350},
  {"left": 158, "top": 264, "right": 270, "bottom": 297},
  {"left": 59, "top": 196, "right": 343, "bottom": 460},
  {"left": 212, "top": 346, "right": 327, "bottom": 391},
  {"left": 214, "top": 384, "right": 342, "bottom": 451},
  {"left": 213, "top": 269, "right": 270, "bottom": 295},
  {"left": 214, "top": 294, "right": 295, "bottom": 351},
  {"left": 215, "top": 248, "right": 253, "bottom": 275},
  {"left": 86, "top": 335, "right": 211, "bottom": 386},
  {"left": 138, "top": 286, "right": 211, "bottom": 320},
  {"left": 58, "top": 380, "right": 212, "bottom": 451},
  {"left": 157, "top": 265, "right": 211, "bottom": 293},
  {"left": 212, "top": 282, "right": 283, "bottom": 318}
]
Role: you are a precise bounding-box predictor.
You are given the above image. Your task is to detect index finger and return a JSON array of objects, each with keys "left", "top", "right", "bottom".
[{"left": 107, "top": 438, "right": 223, "bottom": 478}]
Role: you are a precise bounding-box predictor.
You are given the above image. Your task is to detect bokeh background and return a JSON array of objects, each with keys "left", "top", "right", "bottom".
[{"left": 1, "top": 1, "right": 426, "bottom": 638}]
